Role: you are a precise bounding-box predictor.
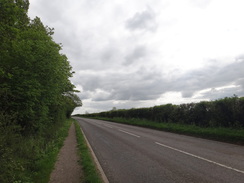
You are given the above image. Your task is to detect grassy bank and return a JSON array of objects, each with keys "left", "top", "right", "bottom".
[
  {"left": 74, "top": 120, "right": 102, "bottom": 183},
  {"left": 84, "top": 116, "right": 244, "bottom": 145},
  {"left": 31, "top": 119, "right": 73, "bottom": 183},
  {"left": 0, "top": 118, "right": 72, "bottom": 183}
]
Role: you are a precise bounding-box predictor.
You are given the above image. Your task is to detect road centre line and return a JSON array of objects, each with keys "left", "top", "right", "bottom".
[
  {"left": 103, "top": 124, "right": 113, "bottom": 128},
  {"left": 119, "top": 129, "right": 140, "bottom": 138},
  {"left": 155, "top": 142, "right": 244, "bottom": 174}
]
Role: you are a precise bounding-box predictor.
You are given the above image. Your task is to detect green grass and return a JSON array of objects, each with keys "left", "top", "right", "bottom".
[
  {"left": 74, "top": 120, "right": 103, "bottom": 183},
  {"left": 31, "top": 119, "right": 72, "bottom": 183},
  {"left": 86, "top": 117, "right": 244, "bottom": 145},
  {"left": 0, "top": 117, "right": 73, "bottom": 183}
]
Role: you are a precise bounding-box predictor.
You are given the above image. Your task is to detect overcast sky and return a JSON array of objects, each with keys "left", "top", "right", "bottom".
[{"left": 28, "top": 0, "right": 244, "bottom": 114}]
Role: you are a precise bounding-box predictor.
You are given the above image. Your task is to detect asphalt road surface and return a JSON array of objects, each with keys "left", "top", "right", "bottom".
[{"left": 75, "top": 117, "right": 244, "bottom": 183}]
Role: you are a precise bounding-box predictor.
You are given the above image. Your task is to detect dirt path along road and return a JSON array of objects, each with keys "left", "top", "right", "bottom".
[{"left": 49, "top": 123, "right": 83, "bottom": 183}]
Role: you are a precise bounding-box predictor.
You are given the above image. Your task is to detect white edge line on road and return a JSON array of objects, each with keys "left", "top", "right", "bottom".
[
  {"left": 155, "top": 142, "right": 244, "bottom": 174},
  {"left": 80, "top": 127, "right": 110, "bottom": 183},
  {"left": 119, "top": 129, "right": 140, "bottom": 138}
]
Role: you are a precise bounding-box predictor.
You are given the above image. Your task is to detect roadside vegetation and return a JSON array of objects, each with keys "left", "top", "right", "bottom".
[
  {"left": 79, "top": 96, "right": 244, "bottom": 144},
  {"left": 31, "top": 119, "right": 72, "bottom": 183},
  {"left": 74, "top": 120, "right": 102, "bottom": 183},
  {"left": 85, "top": 117, "right": 244, "bottom": 144},
  {"left": 0, "top": 1, "right": 81, "bottom": 182}
]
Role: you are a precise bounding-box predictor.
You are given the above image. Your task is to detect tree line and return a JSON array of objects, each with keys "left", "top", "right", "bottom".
[
  {"left": 83, "top": 96, "right": 244, "bottom": 128},
  {"left": 0, "top": 0, "right": 81, "bottom": 181}
]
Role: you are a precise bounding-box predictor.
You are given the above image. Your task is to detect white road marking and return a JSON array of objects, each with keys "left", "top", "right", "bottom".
[
  {"left": 80, "top": 127, "right": 109, "bottom": 183},
  {"left": 103, "top": 124, "right": 113, "bottom": 128},
  {"left": 155, "top": 142, "right": 244, "bottom": 174},
  {"left": 119, "top": 129, "right": 140, "bottom": 138}
]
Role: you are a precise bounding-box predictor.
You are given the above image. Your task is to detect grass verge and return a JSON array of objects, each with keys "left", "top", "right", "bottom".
[
  {"left": 31, "top": 119, "right": 72, "bottom": 183},
  {"left": 86, "top": 117, "right": 244, "bottom": 145},
  {"left": 74, "top": 120, "right": 102, "bottom": 183}
]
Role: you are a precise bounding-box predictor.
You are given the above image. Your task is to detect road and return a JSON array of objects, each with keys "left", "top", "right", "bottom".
[{"left": 75, "top": 117, "right": 244, "bottom": 183}]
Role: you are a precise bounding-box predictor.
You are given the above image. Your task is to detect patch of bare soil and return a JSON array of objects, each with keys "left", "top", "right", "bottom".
[{"left": 49, "top": 123, "right": 83, "bottom": 183}]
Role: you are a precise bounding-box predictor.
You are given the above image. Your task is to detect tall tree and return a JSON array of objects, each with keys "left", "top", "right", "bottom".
[{"left": 0, "top": 0, "right": 80, "bottom": 133}]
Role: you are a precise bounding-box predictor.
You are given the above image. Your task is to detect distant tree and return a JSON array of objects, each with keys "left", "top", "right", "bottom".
[
  {"left": 83, "top": 96, "right": 244, "bottom": 128},
  {"left": 112, "top": 107, "right": 117, "bottom": 111}
]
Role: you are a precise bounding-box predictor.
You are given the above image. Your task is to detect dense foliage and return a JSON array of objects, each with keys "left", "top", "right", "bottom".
[
  {"left": 83, "top": 96, "right": 244, "bottom": 128},
  {"left": 0, "top": 0, "right": 81, "bottom": 182}
]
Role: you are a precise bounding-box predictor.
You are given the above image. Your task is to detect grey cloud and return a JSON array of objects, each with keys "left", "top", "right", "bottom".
[
  {"left": 210, "top": 60, "right": 244, "bottom": 89},
  {"left": 236, "top": 54, "right": 244, "bottom": 62},
  {"left": 181, "top": 90, "right": 195, "bottom": 98},
  {"left": 76, "top": 91, "right": 90, "bottom": 100},
  {"left": 77, "top": 74, "right": 101, "bottom": 92},
  {"left": 110, "top": 68, "right": 169, "bottom": 101},
  {"left": 124, "top": 46, "right": 147, "bottom": 65},
  {"left": 236, "top": 78, "right": 244, "bottom": 89},
  {"left": 100, "top": 42, "right": 124, "bottom": 64},
  {"left": 101, "top": 49, "right": 114, "bottom": 63},
  {"left": 73, "top": 67, "right": 169, "bottom": 102},
  {"left": 126, "top": 7, "right": 157, "bottom": 32},
  {"left": 73, "top": 59, "right": 244, "bottom": 104},
  {"left": 200, "top": 86, "right": 243, "bottom": 100},
  {"left": 175, "top": 60, "right": 244, "bottom": 99}
]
